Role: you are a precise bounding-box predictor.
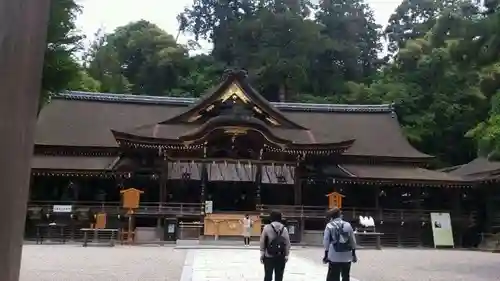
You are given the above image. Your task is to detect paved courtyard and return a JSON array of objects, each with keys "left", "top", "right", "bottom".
[
  {"left": 20, "top": 245, "right": 500, "bottom": 281},
  {"left": 185, "top": 248, "right": 335, "bottom": 281},
  {"left": 297, "top": 248, "right": 500, "bottom": 281},
  {"left": 20, "top": 245, "right": 186, "bottom": 281}
]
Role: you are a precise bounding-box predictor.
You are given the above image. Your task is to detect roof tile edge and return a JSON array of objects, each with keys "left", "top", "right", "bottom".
[{"left": 57, "top": 91, "right": 394, "bottom": 113}]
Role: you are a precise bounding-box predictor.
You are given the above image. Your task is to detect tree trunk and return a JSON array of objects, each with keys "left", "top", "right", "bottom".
[{"left": 0, "top": 1, "right": 50, "bottom": 280}]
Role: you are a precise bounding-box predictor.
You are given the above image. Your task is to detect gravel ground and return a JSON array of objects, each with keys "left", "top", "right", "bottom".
[
  {"left": 296, "top": 247, "right": 500, "bottom": 281},
  {"left": 20, "top": 245, "right": 186, "bottom": 281}
]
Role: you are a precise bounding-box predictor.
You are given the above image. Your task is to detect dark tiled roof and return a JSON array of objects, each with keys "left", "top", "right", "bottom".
[
  {"left": 35, "top": 97, "right": 187, "bottom": 147},
  {"left": 35, "top": 92, "right": 430, "bottom": 159},
  {"left": 447, "top": 157, "right": 500, "bottom": 179},
  {"left": 341, "top": 164, "right": 465, "bottom": 183},
  {"left": 32, "top": 156, "right": 117, "bottom": 170},
  {"left": 118, "top": 119, "right": 346, "bottom": 145},
  {"left": 63, "top": 92, "right": 395, "bottom": 113}
]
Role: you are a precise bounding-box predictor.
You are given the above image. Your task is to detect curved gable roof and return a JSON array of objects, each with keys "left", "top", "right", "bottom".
[
  {"left": 163, "top": 70, "right": 306, "bottom": 129},
  {"left": 35, "top": 92, "right": 431, "bottom": 160}
]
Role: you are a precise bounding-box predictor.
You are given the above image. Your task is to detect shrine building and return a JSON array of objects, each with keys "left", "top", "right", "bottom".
[{"left": 28, "top": 69, "right": 484, "bottom": 247}]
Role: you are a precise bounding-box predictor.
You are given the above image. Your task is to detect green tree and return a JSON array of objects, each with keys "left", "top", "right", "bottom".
[
  {"left": 181, "top": 0, "right": 381, "bottom": 101},
  {"left": 467, "top": 91, "right": 500, "bottom": 158},
  {"left": 172, "top": 54, "right": 226, "bottom": 97},
  {"left": 85, "top": 29, "right": 131, "bottom": 93},
  {"left": 86, "top": 21, "right": 190, "bottom": 95},
  {"left": 232, "top": 4, "right": 326, "bottom": 101},
  {"left": 67, "top": 70, "right": 102, "bottom": 92},
  {"left": 462, "top": 3, "right": 500, "bottom": 157},
  {"left": 77, "top": 0, "right": 500, "bottom": 167},
  {"left": 308, "top": 0, "right": 382, "bottom": 98},
  {"left": 366, "top": 10, "right": 490, "bottom": 166},
  {"left": 179, "top": 0, "right": 258, "bottom": 65},
  {"left": 41, "top": 0, "right": 83, "bottom": 106},
  {"left": 384, "top": 0, "right": 478, "bottom": 54}
]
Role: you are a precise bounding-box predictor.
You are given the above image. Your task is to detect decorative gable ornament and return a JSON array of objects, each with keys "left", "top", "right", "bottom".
[{"left": 219, "top": 82, "right": 251, "bottom": 104}]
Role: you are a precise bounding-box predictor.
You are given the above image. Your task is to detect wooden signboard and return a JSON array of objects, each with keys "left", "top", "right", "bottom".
[
  {"left": 120, "top": 188, "right": 144, "bottom": 209},
  {"left": 94, "top": 213, "right": 107, "bottom": 229},
  {"left": 326, "top": 191, "right": 345, "bottom": 209},
  {"left": 204, "top": 213, "right": 262, "bottom": 237}
]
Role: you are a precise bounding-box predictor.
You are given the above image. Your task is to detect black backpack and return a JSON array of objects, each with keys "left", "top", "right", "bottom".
[
  {"left": 330, "top": 222, "right": 352, "bottom": 252},
  {"left": 266, "top": 224, "right": 287, "bottom": 257}
]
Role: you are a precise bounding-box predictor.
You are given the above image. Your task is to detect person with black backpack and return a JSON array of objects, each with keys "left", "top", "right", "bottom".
[
  {"left": 322, "top": 207, "right": 357, "bottom": 281},
  {"left": 259, "top": 211, "right": 291, "bottom": 281}
]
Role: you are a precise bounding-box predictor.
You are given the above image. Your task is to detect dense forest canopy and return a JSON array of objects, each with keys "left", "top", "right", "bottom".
[{"left": 44, "top": 0, "right": 500, "bottom": 167}]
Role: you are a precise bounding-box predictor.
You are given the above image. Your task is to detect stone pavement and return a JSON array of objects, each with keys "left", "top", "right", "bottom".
[
  {"left": 19, "top": 244, "right": 500, "bottom": 281},
  {"left": 297, "top": 248, "right": 500, "bottom": 281},
  {"left": 20, "top": 244, "right": 186, "bottom": 281},
  {"left": 181, "top": 248, "right": 360, "bottom": 281}
]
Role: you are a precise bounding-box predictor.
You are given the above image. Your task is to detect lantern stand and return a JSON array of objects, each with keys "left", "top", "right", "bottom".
[
  {"left": 326, "top": 191, "right": 345, "bottom": 209},
  {"left": 120, "top": 188, "right": 144, "bottom": 244}
]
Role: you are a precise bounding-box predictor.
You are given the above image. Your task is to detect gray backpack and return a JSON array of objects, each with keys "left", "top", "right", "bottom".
[{"left": 329, "top": 221, "right": 352, "bottom": 252}]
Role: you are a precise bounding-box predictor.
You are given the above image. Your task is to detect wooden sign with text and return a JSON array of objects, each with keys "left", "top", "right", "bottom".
[{"left": 94, "top": 213, "right": 107, "bottom": 229}]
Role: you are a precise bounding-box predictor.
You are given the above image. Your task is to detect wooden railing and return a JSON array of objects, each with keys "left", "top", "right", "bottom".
[
  {"left": 28, "top": 201, "right": 471, "bottom": 221},
  {"left": 257, "top": 204, "right": 472, "bottom": 222},
  {"left": 28, "top": 201, "right": 203, "bottom": 216}
]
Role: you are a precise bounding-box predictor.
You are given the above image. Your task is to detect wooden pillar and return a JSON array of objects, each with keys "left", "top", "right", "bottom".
[
  {"left": 451, "top": 188, "right": 461, "bottom": 220},
  {"left": 156, "top": 159, "right": 168, "bottom": 230},
  {"left": 0, "top": 1, "right": 51, "bottom": 280},
  {"left": 255, "top": 163, "right": 262, "bottom": 208},
  {"left": 116, "top": 176, "right": 125, "bottom": 193},
  {"left": 29, "top": 174, "right": 35, "bottom": 201},
  {"left": 396, "top": 186, "right": 403, "bottom": 247},
  {"left": 293, "top": 165, "right": 301, "bottom": 205},
  {"left": 200, "top": 163, "right": 207, "bottom": 207},
  {"left": 201, "top": 145, "right": 208, "bottom": 216},
  {"left": 293, "top": 164, "right": 304, "bottom": 243},
  {"left": 413, "top": 187, "right": 423, "bottom": 247},
  {"left": 374, "top": 186, "right": 381, "bottom": 220},
  {"left": 69, "top": 180, "right": 80, "bottom": 202},
  {"left": 483, "top": 185, "right": 493, "bottom": 233},
  {"left": 159, "top": 158, "right": 168, "bottom": 206},
  {"left": 451, "top": 187, "right": 463, "bottom": 246}
]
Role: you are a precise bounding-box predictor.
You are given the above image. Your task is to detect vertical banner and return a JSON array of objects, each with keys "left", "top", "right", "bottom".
[{"left": 430, "top": 212, "right": 454, "bottom": 247}]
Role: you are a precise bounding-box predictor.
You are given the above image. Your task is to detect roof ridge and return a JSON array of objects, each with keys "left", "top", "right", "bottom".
[{"left": 56, "top": 91, "right": 395, "bottom": 113}]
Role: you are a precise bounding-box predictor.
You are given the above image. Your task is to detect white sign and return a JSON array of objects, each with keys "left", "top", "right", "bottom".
[
  {"left": 430, "top": 212, "right": 454, "bottom": 247},
  {"left": 52, "top": 205, "right": 72, "bottom": 213},
  {"left": 167, "top": 224, "right": 175, "bottom": 233},
  {"left": 205, "top": 201, "right": 213, "bottom": 214}
]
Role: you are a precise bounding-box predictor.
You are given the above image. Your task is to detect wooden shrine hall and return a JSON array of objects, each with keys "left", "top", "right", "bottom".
[{"left": 28, "top": 69, "right": 480, "bottom": 247}]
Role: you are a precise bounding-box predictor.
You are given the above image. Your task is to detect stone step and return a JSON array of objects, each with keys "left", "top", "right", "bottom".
[{"left": 175, "top": 239, "right": 310, "bottom": 250}]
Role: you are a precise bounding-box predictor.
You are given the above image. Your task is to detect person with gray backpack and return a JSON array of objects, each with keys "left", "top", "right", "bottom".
[
  {"left": 259, "top": 211, "right": 291, "bottom": 281},
  {"left": 322, "top": 207, "right": 357, "bottom": 281}
]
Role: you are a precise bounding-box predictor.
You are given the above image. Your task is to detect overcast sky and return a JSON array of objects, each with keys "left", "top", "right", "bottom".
[{"left": 76, "top": 0, "right": 402, "bottom": 53}]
